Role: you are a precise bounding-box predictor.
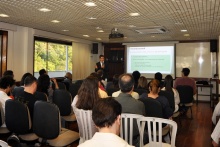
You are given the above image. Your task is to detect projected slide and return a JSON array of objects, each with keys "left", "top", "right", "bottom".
[{"left": 127, "top": 46, "right": 174, "bottom": 74}]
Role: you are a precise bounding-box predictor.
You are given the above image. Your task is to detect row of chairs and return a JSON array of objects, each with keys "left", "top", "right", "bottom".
[{"left": 4, "top": 99, "right": 79, "bottom": 146}]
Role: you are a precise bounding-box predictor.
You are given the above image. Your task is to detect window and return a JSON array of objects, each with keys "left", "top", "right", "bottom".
[{"left": 34, "top": 37, "right": 72, "bottom": 78}]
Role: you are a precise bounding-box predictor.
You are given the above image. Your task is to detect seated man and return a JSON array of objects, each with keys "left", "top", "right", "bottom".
[{"left": 79, "top": 97, "right": 134, "bottom": 147}]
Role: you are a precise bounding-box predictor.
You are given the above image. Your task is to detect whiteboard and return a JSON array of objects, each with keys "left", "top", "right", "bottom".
[{"left": 176, "top": 42, "right": 212, "bottom": 78}]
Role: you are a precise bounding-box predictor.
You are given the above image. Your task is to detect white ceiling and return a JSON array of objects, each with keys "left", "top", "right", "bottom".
[{"left": 0, "top": 0, "right": 219, "bottom": 43}]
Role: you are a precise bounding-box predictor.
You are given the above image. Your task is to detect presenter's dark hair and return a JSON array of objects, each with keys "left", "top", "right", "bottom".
[
  {"left": 99, "top": 55, "right": 104, "bottom": 58},
  {"left": 0, "top": 76, "right": 15, "bottom": 89},
  {"left": 24, "top": 75, "right": 37, "bottom": 86},
  {"left": 92, "top": 97, "right": 122, "bottom": 128},
  {"left": 182, "top": 68, "right": 190, "bottom": 76},
  {"left": 155, "top": 72, "right": 162, "bottom": 81},
  {"left": 20, "top": 72, "right": 32, "bottom": 86},
  {"left": 132, "top": 70, "right": 140, "bottom": 82},
  {"left": 119, "top": 73, "right": 134, "bottom": 93},
  {"left": 39, "top": 69, "right": 47, "bottom": 76}
]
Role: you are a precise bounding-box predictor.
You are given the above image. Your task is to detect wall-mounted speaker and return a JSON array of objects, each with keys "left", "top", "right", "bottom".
[
  {"left": 210, "top": 40, "right": 218, "bottom": 52},
  {"left": 92, "top": 43, "right": 98, "bottom": 54}
]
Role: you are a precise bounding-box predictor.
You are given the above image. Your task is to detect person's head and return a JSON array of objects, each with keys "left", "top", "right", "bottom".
[
  {"left": 119, "top": 74, "right": 134, "bottom": 93},
  {"left": 39, "top": 69, "right": 47, "bottom": 76},
  {"left": 65, "top": 72, "right": 72, "bottom": 80},
  {"left": 24, "top": 75, "right": 37, "bottom": 94},
  {"left": 0, "top": 76, "right": 15, "bottom": 93},
  {"left": 99, "top": 55, "right": 104, "bottom": 62},
  {"left": 92, "top": 97, "right": 122, "bottom": 135},
  {"left": 164, "top": 75, "right": 173, "bottom": 92},
  {"left": 132, "top": 70, "right": 140, "bottom": 82},
  {"left": 20, "top": 72, "right": 32, "bottom": 86},
  {"left": 76, "top": 76, "right": 100, "bottom": 110},
  {"left": 154, "top": 72, "right": 162, "bottom": 81},
  {"left": 137, "top": 76, "right": 148, "bottom": 89},
  {"left": 149, "top": 79, "right": 160, "bottom": 94},
  {"left": 112, "top": 74, "right": 119, "bottom": 88},
  {"left": 3, "top": 70, "right": 14, "bottom": 78},
  {"left": 181, "top": 68, "right": 190, "bottom": 76},
  {"left": 97, "top": 70, "right": 103, "bottom": 78},
  {"left": 37, "top": 74, "right": 50, "bottom": 94},
  {"left": 90, "top": 72, "right": 102, "bottom": 82}
]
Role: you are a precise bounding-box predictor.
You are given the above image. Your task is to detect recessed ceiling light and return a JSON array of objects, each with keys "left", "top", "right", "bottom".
[
  {"left": 97, "top": 30, "right": 104, "bottom": 33},
  {"left": 0, "top": 14, "right": 9, "bottom": 17},
  {"left": 96, "top": 38, "right": 102, "bottom": 40},
  {"left": 184, "top": 34, "right": 190, "bottom": 36},
  {"left": 151, "top": 36, "right": 155, "bottom": 38},
  {"left": 83, "top": 35, "right": 90, "bottom": 37},
  {"left": 62, "top": 30, "right": 69, "bottom": 32},
  {"left": 96, "top": 27, "right": 102, "bottom": 29},
  {"left": 181, "top": 29, "right": 187, "bottom": 32},
  {"left": 87, "top": 17, "right": 97, "bottom": 20},
  {"left": 38, "top": 8, "right": 51, "bottom": 12},
  {"left": 129, "top": 13, "right": 140, "bottom": 16},
  {"left": 128, "top": 25, "right": 136, "bottom": 27},
  {"left": 51, "top": 20, "right": 60, "bottom": 23},
  {"left": 85, "top": 2, "right": 96, "bottom": 7},
  {"left": 175, "top": 22, "right": 183, "bottom": 25}
]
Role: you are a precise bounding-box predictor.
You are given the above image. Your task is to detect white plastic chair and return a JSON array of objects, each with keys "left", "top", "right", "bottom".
[
  {"left": 137, "top": 117, "right": 177, "bottom": 147},
  {"left": 120, "top": 113, "right": 143, "bottom": 145},
  {"left": 0, "top": 140, "right": 8, "bottom": 147},
  {"left": 75, "top": 109, "right": 97, "bottom": 144}
]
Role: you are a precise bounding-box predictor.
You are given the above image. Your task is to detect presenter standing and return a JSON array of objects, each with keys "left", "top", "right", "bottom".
[{"left": 95, "top": 55, "right": 109, "bottom": 80}]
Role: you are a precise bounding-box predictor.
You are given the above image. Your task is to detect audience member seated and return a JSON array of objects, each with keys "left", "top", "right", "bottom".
[
  {"left": 132, "top": 71, "right": 141, "bottom": 89},
  {"left": 3, "top": 70, "right": 14, "bottom": 78},
  {"left": 71, "top": 76, "right": 100, "bottom": 143},
  {"left": 97, "top": 70, "right": 107, "bottom": 87},
  {"left": 161, "top": 75, "right": 180, "bottom": 113},
  {"left": 20, "top": 73, "right": 32, "bottom": 86},
  {"left": 37, "top": 74, "right": 59, "bottom": 102},
  {"left": 212, "top": 101, "right": 220, "bottom": 125},
  {"left": 79, "top": 98, "right": 134, "bottom": 147},
  {"left": 211, "top": 120, "right": 220, "bottom": 147},
  {"left": 137, "top": 76, "right": 148, "bottom": 90},
  {"left": 38, "top": 68, "right": 47, "bottom": 77},
  {"left": 106, "top": 74, "right": 120, "bottom": 89},
  {"left": 140, "top": 79, "right": 173, "bottom": 119},
  {"left": 112, "top": 85, "right": 139, "bottom": 100},
  {"left": 64, "top": 72, "right": 72, "bottom": 84},
  {"left": 16, "top": 75, "right": 37, "bottom": 121},
  {"left": 155, "top": 72, "right": 164, "bottom": 88},
  {"left": 0, "top": 76, "right": 15, "bottom": 128},
  {"left": 114, "top": 73, "right": 145, "bottom": 147}
]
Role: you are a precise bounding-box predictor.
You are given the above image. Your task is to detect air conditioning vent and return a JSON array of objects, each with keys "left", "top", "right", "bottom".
[{"left": 135, "top": 27, "right": 168, "bottom": 34}]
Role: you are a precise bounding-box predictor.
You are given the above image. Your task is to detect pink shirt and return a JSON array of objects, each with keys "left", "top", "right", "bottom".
[{"left": 174, "top": 77, "right": 196, "bottom": 94}]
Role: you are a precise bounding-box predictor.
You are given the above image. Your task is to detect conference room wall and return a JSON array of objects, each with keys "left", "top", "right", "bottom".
[{"left": 1, "top": 22, "right": 99, "bottom": 81}]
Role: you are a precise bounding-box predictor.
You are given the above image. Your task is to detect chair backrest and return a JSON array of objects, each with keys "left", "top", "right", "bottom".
[
  {"left": 176, "top": 85, "right": 194, "bottom": 104},
  {"left": 0, "top": 140, "right": 8, "bottom": 147},
  {"left": 106, "top": 88, "right": 120, "bottom": 96},
  {"left": 57, "top": 82, "right": 66, "bottom": 90},
  {"left": 159, "top": 90, "right": 175, "bottom": 112},
  {"left": 0, "top": 103, "right": 4, "bottom": 126},
  {"left": 34, "top": 91, "right": 48, "bottom": 102},
  {"left": 53, "top": 90, "right": 72, "bottom": 116},
  {"left": 12, "top": 87, "right": 24, "bottom": 100},
  {"left": 74, "top": 109, "right": 96, "bottom": 143},
  {"left": 120, "top": 113, "right": 143, "bottom": 145},
  {"left": 33, "top": 101, "right": 60, "bottom": 139},
  {"left": 69, "top": 83, "right": 81, "bottom": 98},
  {"left": 137, "top": 117, "right": 177, "bottom": 147},
  {"left": 141, "top": 98, "right": 163, "bottom": 118},
  {"left": 5, "top": 99, "right": 31, "bottom": 134}
]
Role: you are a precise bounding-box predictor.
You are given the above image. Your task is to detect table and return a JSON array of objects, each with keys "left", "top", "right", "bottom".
[{"left": 196, "top": 84, "right": 213, "bottom": 106}]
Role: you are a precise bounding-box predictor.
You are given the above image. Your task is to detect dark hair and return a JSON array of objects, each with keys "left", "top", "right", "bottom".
[
  {"left": 97, "top": 70, "right": 103, "bottom": 78},
  {"left": 132, "top": 71, "right": 140, "bottom": 82},
  {"left": 3, "top": 70, "right": 14, "bottom": 77},
  {"left": 37, "top": 74, "right": 50, "bottom": 95},
  {"left": 119, "top": 74, "right": 134, "bottom": 93},
  {"left": 39, "top": 69, "right": 47, "bottom": 76},
  {"left": 113, "top": 74, "right": 119, "bottom": 88},
  {"left": 137, "top": 76, "right": 148, "bottom": 89},
  {"left": 99, "top": 55, "right": 104, "bottom": 58},
  {"left": 24, "top": 75, "right": 37, "bottom": 86},
  {"left": 0, "top": 76, "right": 15, "bottom": 89},
  {"left": 90, "top": 72, "right": 102, "bottom": 81},
  {"left": 76, "top": 76, "right": 100, "bottom": 110},
  {"left": 92, "top": 97, "right": 122, "bottom": 128},
  {"left": 149, "top": 79, "right": 160, "bottom": 94},
  {"left": 20, "top": 73, "right": 32, "bottom": 86},
  {"left": 182, "top": 68, "right": 190, "bottom": 76},
  {"left": 155, "top": 72, "right": 162, "bottom": 81},
  {"left": 164, "top": 75, "right": 173, "bottom": 92}
]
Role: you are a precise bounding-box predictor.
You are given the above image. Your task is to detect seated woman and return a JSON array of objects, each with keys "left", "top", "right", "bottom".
[
  {"left": 161, "top": 75, "right": 180, "bottom": 113},
  {"left": 137, "top": 76, "right": 148, "bottom": 89},
  {"left": 71, "top": 76, "right": 100, "bottom": 143},
  {"left": 140, "top": 79, "right": 173, "bottom": 119},
  {"left": 37, "top": 74, "right": 59, "bottom": 102}
]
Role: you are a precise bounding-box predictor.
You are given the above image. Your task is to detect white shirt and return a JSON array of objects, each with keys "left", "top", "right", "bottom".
[
  {"left": 161, "top": 87, "right": 180, "bottom": 113},
  {"left": 0, "top": 91, "right": 11, "bottom": 127},
  {"left": 211, "top": 120, "right": 220, "bottom": 145},
  {"left": 112, "top": 90, "right": 139, "bottom": 99},
  {"left": 78, "top": 132, "right": 134, "bottom": 147},
  {"left": 212, "top": 101, "right": 220, "bottom": 124}
]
